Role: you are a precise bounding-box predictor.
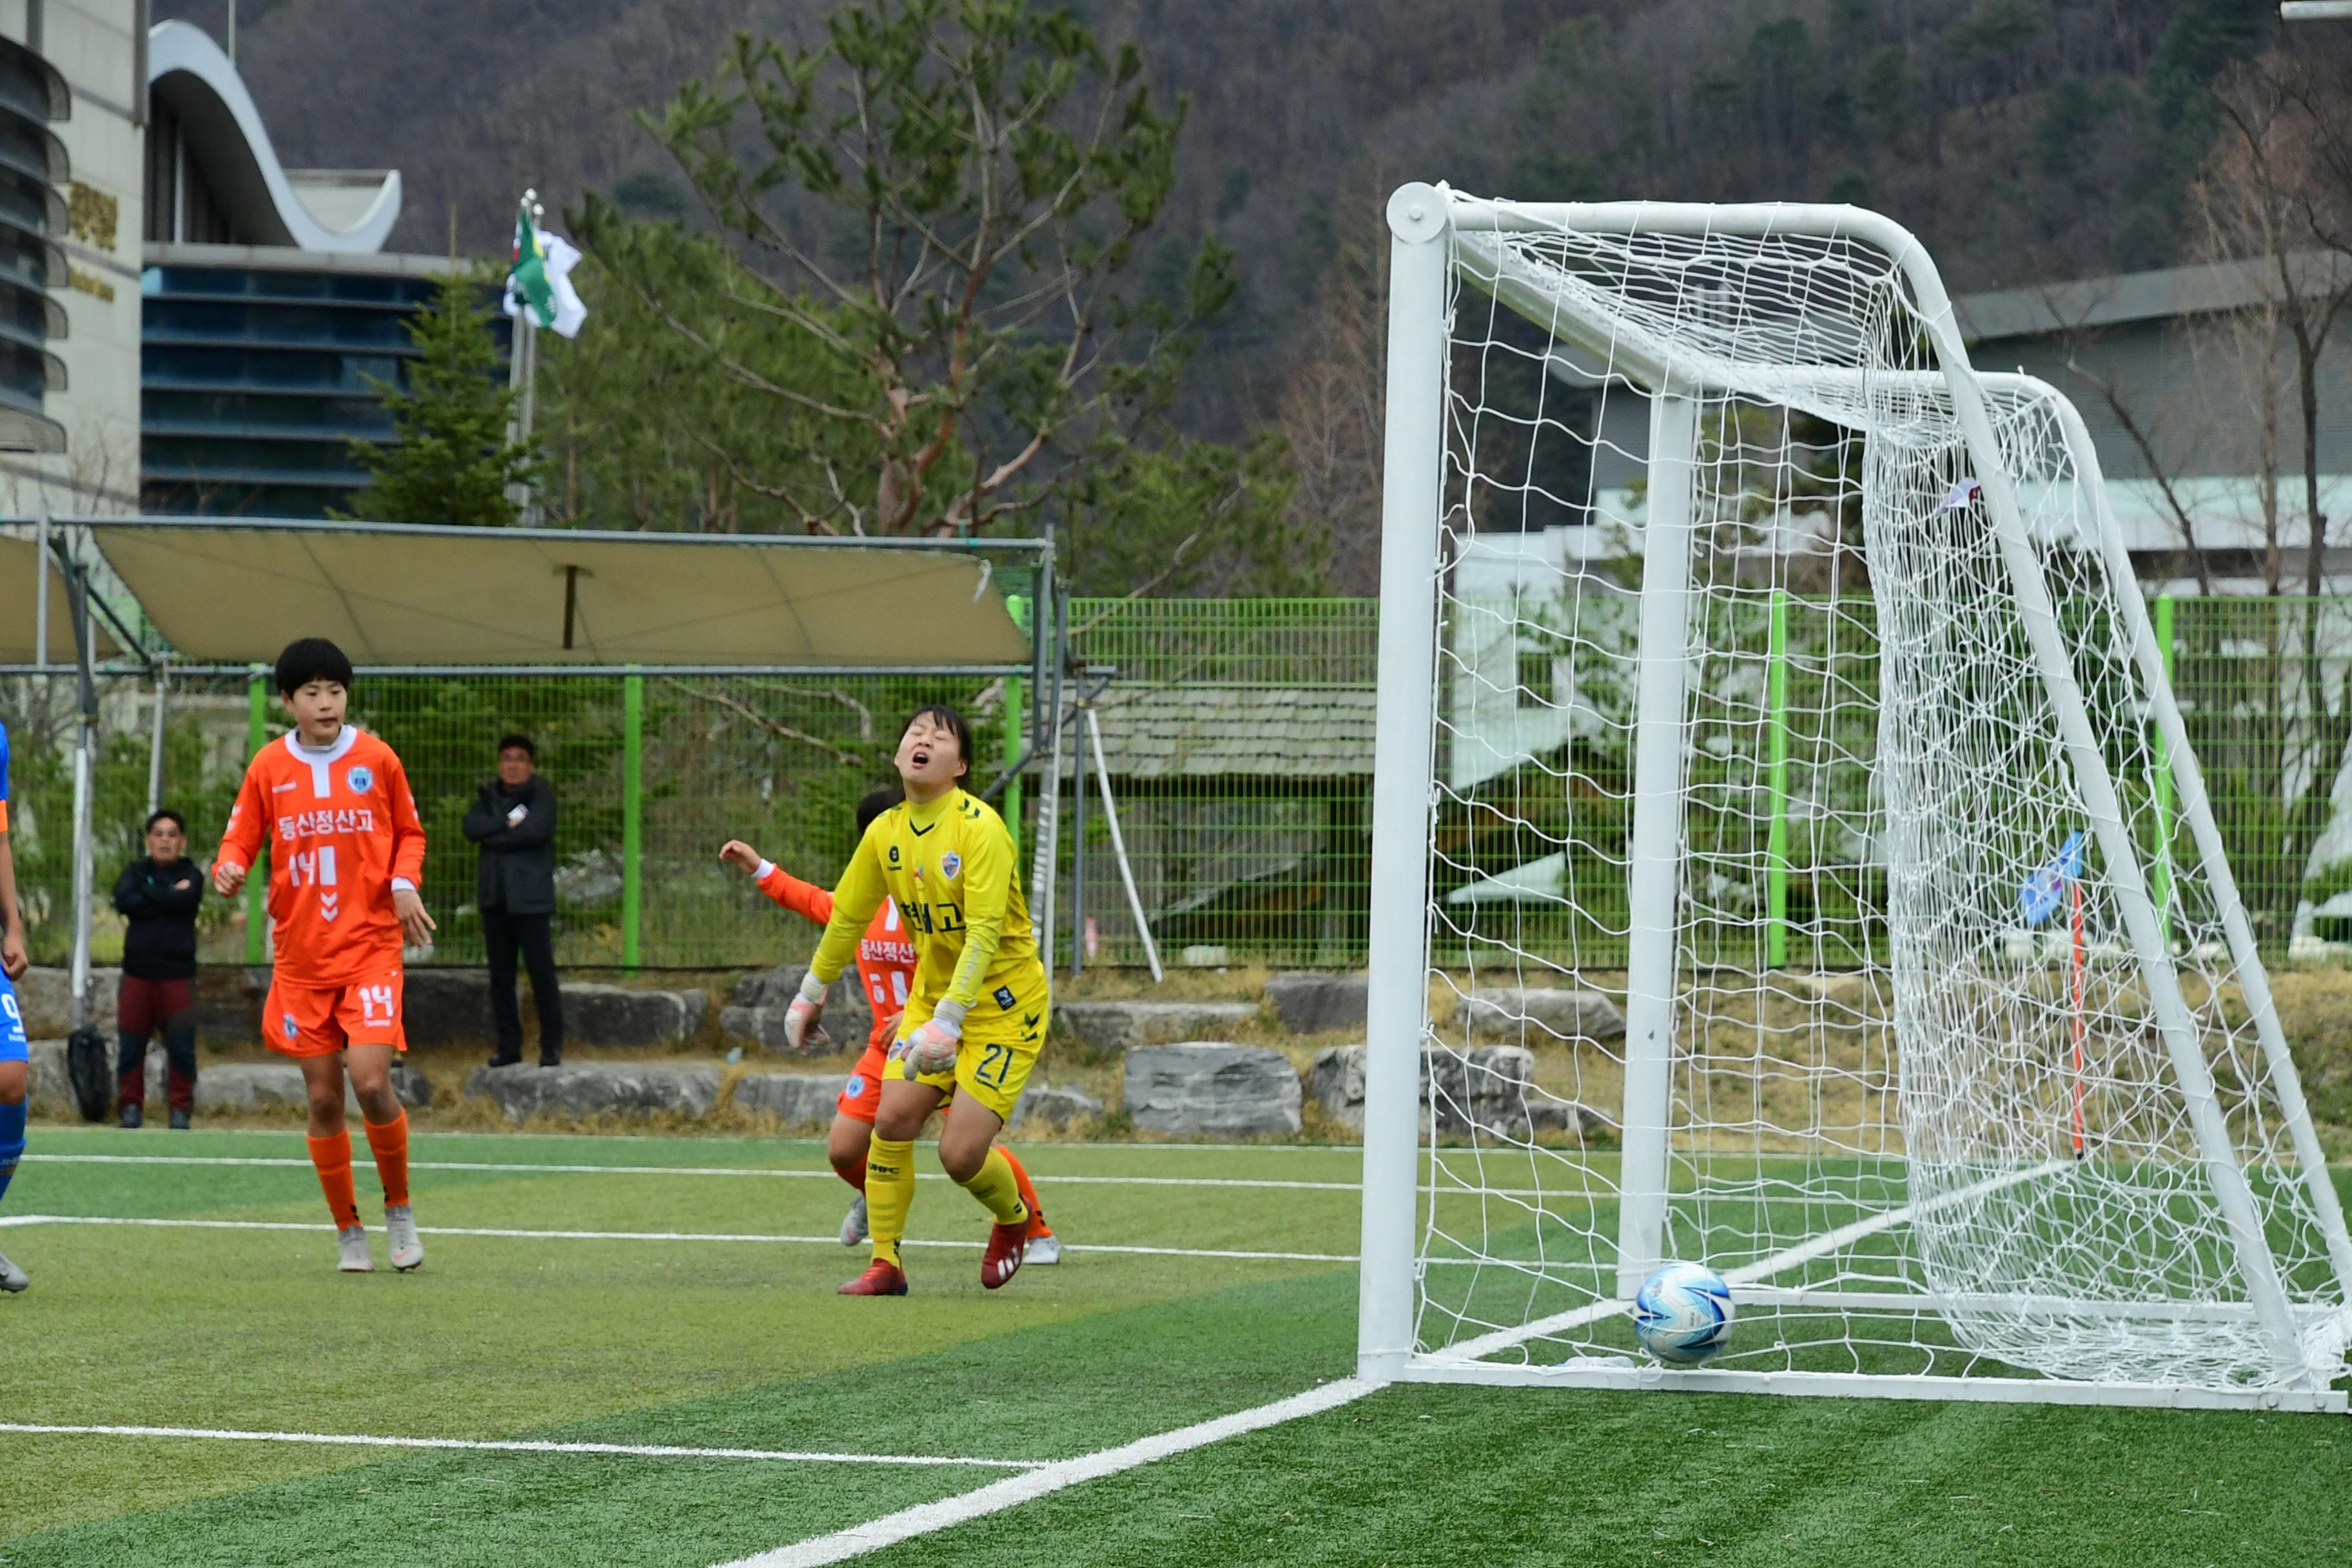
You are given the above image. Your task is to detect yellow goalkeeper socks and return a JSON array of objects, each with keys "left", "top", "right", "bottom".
[
  {"left": 957, "top": 1144, "right": 1030, "bottom": 1226},
  {"left": 865, "top": 1134, "right": 915, "bottom": 1268}
]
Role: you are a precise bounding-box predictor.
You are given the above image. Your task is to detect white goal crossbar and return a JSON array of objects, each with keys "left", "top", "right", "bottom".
[{"left": 1358, "top": 186, "right": 2352, "bottom": 1412}]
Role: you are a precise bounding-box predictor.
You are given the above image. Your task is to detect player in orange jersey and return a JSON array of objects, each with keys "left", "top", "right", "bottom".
[
  {"left": 720, "top": 786, "right": 1061, "bottom": 1266},
  {"left": 215, "top": 639, "right": 433, "bottom": 1275}
]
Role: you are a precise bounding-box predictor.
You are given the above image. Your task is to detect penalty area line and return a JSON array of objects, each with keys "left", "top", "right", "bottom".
[
  {"left": 0, "top": 1215, "right": 1356, "bottom": 1264},
  {"left": 714, "top": 1378, "right": 1378, "bottom": 1567},
  {"left": 0, "top": 1422, "right": 1041, "bottom": 1469}
]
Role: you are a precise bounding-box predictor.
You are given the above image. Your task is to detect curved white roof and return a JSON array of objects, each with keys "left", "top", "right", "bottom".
[{"left": 146, "top": 21, "right": 400, "bottom": 253}]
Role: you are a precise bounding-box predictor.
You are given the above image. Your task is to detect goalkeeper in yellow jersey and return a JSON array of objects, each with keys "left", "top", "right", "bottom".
[{"left": 788, "top": 703, "right": 1049, "bottom": 1297}]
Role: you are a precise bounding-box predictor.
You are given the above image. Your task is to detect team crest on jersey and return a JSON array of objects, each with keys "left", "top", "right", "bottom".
[
  {"left": 888, "top": 845, "right": 901, "bottom": 867},
  {"left": 994, "top": 986, "right": 1015, "bottom": 1010},
  {"left": 843, "top": 1073, "right": 868, "bottom": 1102},
  {"left": 346, "top": 765, "right": 373, "bottom": 794},
  {"left": 940, "top": 852, "right": 961, "bottom": 881}
]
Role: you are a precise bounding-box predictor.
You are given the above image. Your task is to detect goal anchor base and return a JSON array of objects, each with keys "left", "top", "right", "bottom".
[{"left": 1389, "top": 1355, "right": 2348, "bottom": 1414}]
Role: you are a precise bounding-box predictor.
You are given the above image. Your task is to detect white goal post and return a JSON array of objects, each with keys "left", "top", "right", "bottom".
[{"left": 1357, "top": 184, "right": 2352, "bottom": 1411}]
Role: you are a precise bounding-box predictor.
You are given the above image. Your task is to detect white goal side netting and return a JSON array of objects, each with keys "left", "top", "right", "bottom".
[{"left": 1387, "top": 190, "right": 2352, "bottom": 1402}]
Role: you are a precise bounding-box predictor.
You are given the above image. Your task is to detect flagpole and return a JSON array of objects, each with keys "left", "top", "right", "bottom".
[{"left": 506, "top": 189, "right": 542, "bottom": 526}]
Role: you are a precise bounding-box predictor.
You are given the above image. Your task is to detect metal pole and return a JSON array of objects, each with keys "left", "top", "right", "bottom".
[
  {"left": 1615, "top": 387, "right": 1700, "bottom": 1301},
  {"left": 2150, "top": 593, "right": 2175, "bottom": 947},
  {"left": 1003, "top": 596, "right": 1027, "bottom": 850},
  {"left": 146, "top": 660, "right": 169, "bottom": 818},
  {"left": 1929, "top": 370, "right": 2311, "bottom": 1378},
  {"left": 1358, "top": 184, "right": 1449, "bottom": 1383},
  {"left": 1030, "top": 589, "right": 1068, "bottom": 972},
  {"left": 245, "top": 671, "right": 266, "bottom": 964},
  {"left": 66, "top": 564, "right": 96, "bottom": 1032},
  {"left": 1766, "top": 587, "right": 1790, "bottom": 970},
  {"left": 622, "top": 669, "right": 643, "bottom": 973},
  {"left": 34, "top": 509, "right": 48, "bottom": 669},
  {"left": 2045, "top": 387, "right": 2352, "bottom": 1338},
  {"left": 1069, "top": 681, "right": 1088, "bottom": 981},
  {"left": 1086, "top": 705, "right": 1162, "bottom": 982}
]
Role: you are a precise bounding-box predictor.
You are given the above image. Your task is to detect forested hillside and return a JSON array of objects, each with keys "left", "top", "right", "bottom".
[{"left": 158, "top": 0, "right": 2285, "bottom": 585}]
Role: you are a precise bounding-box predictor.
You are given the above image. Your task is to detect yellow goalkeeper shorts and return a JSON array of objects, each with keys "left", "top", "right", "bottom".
[{"left": 883, "top": 984, "right": 1048, "bottom": 1122}]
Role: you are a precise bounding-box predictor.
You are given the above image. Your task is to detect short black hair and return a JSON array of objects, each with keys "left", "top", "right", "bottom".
[
  {"left": 854, "top": 785, "right": 903, "bottom": 836},
  {"left": 901, "top": 703, "right": 974, "bottom": 778},
  {"left": 496, "top": 734, "right": 536, "bottom": 758},
  {"left": 275, "top": 637, "right": 353, "bottom": 697},
  {"left": 144, "top": 808, "right": 186, "bottom": 835}
]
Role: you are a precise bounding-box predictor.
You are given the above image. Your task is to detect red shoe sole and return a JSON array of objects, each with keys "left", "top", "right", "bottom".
[{"left": 838, "top": 1264, "right": 908, "bottom": 1297}]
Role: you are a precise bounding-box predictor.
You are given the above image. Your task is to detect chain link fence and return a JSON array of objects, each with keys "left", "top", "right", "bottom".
[{"left": 5, "top": 594, "right": 2351, "bottom": 973}]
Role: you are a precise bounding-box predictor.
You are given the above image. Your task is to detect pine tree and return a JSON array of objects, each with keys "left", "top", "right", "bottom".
[{"left": 340, "top": 269, "right": 542, "bottom": 526}]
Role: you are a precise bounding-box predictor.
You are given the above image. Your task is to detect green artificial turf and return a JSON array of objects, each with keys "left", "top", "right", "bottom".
[{"left": 0, "top": 1127, "right": 2346, "bottom": 1566}]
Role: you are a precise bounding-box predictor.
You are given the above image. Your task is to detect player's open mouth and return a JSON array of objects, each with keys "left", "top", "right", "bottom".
[{"left": 911, "top": 748, "right": 932, "bottom": 767}]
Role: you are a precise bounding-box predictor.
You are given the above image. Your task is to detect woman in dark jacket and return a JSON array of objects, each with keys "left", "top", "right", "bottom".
[
  {"left": 462, "top": 734, "right": 564, "bottom": 1066},
  {"left": 112, "top": 809, "right": 204, "bottom": 1128}
]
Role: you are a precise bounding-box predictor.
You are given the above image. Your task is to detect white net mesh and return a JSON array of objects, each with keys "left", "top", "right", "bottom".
[{"left": 1409, "top": 198, "right": 2352, "bottom": 1395}]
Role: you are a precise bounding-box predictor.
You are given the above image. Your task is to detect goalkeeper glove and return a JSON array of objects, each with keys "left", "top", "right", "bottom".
[
  {"left": 785, "top": 970, "right": 830, "bottom": 1054},
  {"left": 899, "top": 1003, "right": 965, "bottom": 1077}
]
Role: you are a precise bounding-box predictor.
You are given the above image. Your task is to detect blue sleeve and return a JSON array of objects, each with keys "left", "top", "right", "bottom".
[{"left": 0, "top": 717, "right": 10, "bottom": 805}]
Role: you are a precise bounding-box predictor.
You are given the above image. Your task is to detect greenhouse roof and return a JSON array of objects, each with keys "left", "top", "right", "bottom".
[{"left": 82, "top": 519, "right": 1037, "bottom": 669}]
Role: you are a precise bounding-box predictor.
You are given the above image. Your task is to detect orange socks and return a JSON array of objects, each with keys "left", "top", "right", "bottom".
[
  {"left": 307, "top": 1132, "right": 360, "bottom": 1229},
  {"left": 1003, "top": 1144, "right": 1046, "bottom": 1232},
  {"left": 364, "top": 1110, "right": 411, "bottom": 1208},
  {"left": 836, "top": 1152, "right": 867, "bottom": 1192}
]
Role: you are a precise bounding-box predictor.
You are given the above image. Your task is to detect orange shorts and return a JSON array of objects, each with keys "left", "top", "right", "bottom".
[
  {"left": 264, "top": 965, "right": 407, "bottom": 1058},
  {"left": 836, "top": 1040, "right": 892, "bottom": 1123}
]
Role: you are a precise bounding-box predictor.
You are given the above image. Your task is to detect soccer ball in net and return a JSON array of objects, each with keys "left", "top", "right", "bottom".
[{"left": 1633, "top": 1264, "right": 1736, "bottom": 1366}]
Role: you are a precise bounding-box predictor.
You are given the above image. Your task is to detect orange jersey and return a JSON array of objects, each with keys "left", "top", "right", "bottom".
[
  {"left": 217, "top": 727, "right": 426, "bottom": 987},
  {"left": 756, "top": 863, "right": 914, "bottom": 1052}
]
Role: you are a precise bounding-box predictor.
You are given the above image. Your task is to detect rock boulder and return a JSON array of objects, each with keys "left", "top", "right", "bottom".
[
  {"left": 1455, "top": 987, "right": 1627, "bottom": 1046},
  {"left": 1310, "top": 1042, "right": 1603, "bottom": 1140},
  {"left": 1122, "top": 1043, "right": 1300, "bottom": 1137},
  {"left": 400, "top": 968, "right": 493, "bottom": 1051},
  {"left": 563, "top": 985, "right": 709, "bottom": 1050},
  {"left": 12, "top": 967, "right": 119, "bottom": 1037},
  {"left": 1262, "top": 973, "right": 1367, "bottom": 1035},
  {"left": 1056, "top": 1001, "right": 1256, "bottom": 1055},
  {"left": 732, "top": 1072, "right": 845, "bottom": 1126},
  {"left": 1011, "top": 1081, "right": 1104, "bottom": 1131},
  {"left": 724, "top": 966, "right": 869, "bottom": 1055},
  {"left": 463, "top": 1061, "right": 721, "bottom": 1122}
]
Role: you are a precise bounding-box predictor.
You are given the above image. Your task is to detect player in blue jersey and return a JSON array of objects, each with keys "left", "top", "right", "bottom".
[{"left": 0, "top": 718, "right": 32, "bottom": 1291}]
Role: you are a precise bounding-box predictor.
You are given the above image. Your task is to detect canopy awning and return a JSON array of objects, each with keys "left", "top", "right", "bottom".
[
  {"left": 86, "top": 520, "right": 1035, "bottom": 667},
  {"left": 0, "top": 536, "right": 120, "bottom": 661}
]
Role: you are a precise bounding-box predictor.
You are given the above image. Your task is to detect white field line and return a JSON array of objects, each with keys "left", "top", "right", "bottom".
[
  {"left": 1436, "top": 1158, "right": 2074, "bottom": 1362},
  {"left": 0, "top": 1422, "right": 1040, "bottom": 1468},
  {"left": 24, "top": 1153, "right": 1362, "bottom": 1193},
  {"left": 26, "top": 1151, "right": 1609, "bottom": 1202},
  {"left": 0, "top": 1215, "right": 1356, "bottom": 1264},
  {"left": 52, "top": 1126, "right": 1369, "bottom": 1154},
  {"left": 715, "top": 1378, "right": 1378, "bottom": 1567}
]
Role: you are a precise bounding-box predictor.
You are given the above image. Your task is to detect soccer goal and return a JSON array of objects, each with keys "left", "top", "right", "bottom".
[{"left": 1356, "top": 184, "right": 2352, "bottom": 1412}]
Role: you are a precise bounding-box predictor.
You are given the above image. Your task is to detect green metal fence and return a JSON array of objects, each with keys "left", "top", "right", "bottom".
[{"left": 6, "top": 594, "right": 2352, "bottom": 974}]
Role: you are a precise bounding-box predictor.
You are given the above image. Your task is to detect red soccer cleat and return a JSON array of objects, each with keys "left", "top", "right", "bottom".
[
  {"left": 838, "top": 1259, "right": 908, "bottom": 1296},
  {"left": 981, "top": 1219, "right": 1028, "bottom": 1290}
]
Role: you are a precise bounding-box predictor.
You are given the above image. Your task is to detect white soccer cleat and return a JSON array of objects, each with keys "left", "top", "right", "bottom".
[
  {"left": 0, "top": 1249, "right": 26, "bottom": 1292},
  {"left": 1024, "top": 1231, "right": 1062, "bottom": 1267},
  {"left": 385, "top": 1204, "right": 424, "bottom": 1272},
  {"left": 839, "top": 1192, "right": 869, "bottom": 1247},
  {"left": 337, "top": 1224, "right": 373, "bottom": 1273}
]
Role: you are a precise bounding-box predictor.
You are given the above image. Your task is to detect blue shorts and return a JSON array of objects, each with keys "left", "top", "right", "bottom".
[{"left": 0, "top": 970, "right": 24, "bottom": 1063}]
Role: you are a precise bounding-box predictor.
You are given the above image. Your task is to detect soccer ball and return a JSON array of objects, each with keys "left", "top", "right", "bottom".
[{"left": 1632, "top": 1262, "right": 1735, "bottom": 1366}]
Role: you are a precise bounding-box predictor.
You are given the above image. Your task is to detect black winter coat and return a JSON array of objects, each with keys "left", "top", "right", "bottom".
[
  {"left": 462, "top": 776, "right": 558, "bottom": 915},
  {"left": 112, "top": 856, "right": 204, "bottom": 980}
]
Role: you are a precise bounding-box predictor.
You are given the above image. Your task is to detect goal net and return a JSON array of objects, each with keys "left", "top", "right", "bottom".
[{"left": 1357, "top": 186, "right": 2352, "bottom": 1410}]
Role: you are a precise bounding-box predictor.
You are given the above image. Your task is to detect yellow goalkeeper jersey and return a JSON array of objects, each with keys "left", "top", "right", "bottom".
[{"left": 808, "top": 787, "right": 1044, "bottom": 1021}]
